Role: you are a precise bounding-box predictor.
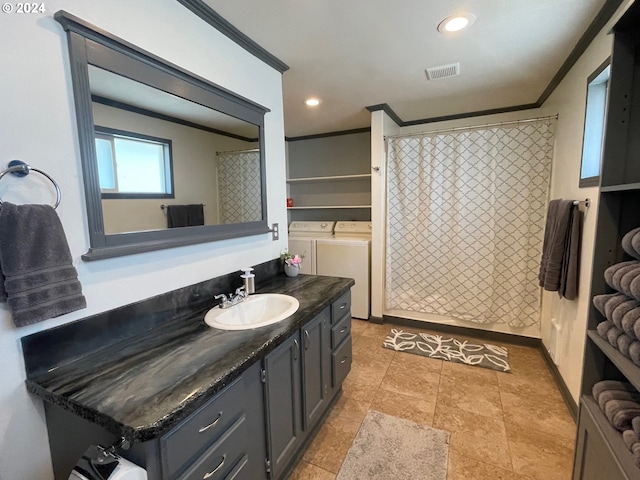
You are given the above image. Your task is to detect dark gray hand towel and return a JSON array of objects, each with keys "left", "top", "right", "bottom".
[
  {"left": 633, "top": 415, "right": 640, "bottom": 436},
  {"left": 539, "top": 200, "right": 580, "bottom": 299},
  {"left": 621, "top": 267, "right": 640, "bottom": 298},
  {"left": 604, "top": 399, "right": 640, "bottom": 431},
  {"left": 186, "top": 204, "right": 204, "bottom": 226},
  {"left": 622, "top": 429, "right": 640, "bottom": 468},
  {"left": 597, "top": 320, "right": 615, "bottom": 340},
  {"left": 0, "top": 202, "right": 86, "bottom": 326},
  {"left": 614, "top": 299, "right": 640, "bottom": 334},
  {"left": 631, "top": 341, "right": 640, "bottom": 367},
  {"left": 618, "top": 334, "right": 634, "bottom": 357},
  {"left": 631, "top": 274, "right": 640, "bottom": 302}
]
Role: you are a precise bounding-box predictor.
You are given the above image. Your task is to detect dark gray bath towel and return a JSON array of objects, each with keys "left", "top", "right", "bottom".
[
  {"left": 597, "top": 320, "right": 615, "bottom": 340},
  {"left": 622, "top": 227, "right": 640, "bottom": 260},
  {"left": 593, "top": 380, "right": 637, "bottom": 401},
  {"left": 593, "top": 293, "right": 632, "bottom": 321},
  {"left": 618, "top": 334, "right": 634, "bottom": 357},
  {"left": 539, "top": 200, "right": 581, "bottom": 299},
  {"left": 614, "top": 300, "right": 640, "bottom": 335},
  {"left": 607, "top": 324, "right": 624, "bottom": 348},
  {"left": 166, "top": 204, "right": 204, "bottom": 228},
  {"left": 604, "top": 399, "right": 640, "bottom": 431},
  {"left": 621, "top": 267, "right": 640, "bottom": 299},
  {"left": 0, "top": 203, "right": 86, "bottom": 326}
]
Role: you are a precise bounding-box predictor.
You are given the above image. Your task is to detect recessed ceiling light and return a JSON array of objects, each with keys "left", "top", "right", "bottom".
[
  {"left": 437, "top": 13, "right": 476, "bottom": 33},
  {"left": 305, "top": 98, "right": 321, "bottom": 107}
]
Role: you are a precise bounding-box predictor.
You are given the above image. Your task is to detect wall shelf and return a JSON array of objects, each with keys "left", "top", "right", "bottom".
[
  {"left": 286, "top": 174, "right": 371, "bottom": 183},
  {"left": 601, "top": 182, "right": 640, "bottom": 193},
  {"left": 287, "top": 205, "right": 371, "bottom": 210},
  {"left": 587, "top": 330, "right": 640, "bottom": 391}
]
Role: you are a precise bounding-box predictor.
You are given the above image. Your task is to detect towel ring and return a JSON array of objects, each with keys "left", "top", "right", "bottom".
[{"left": 0, "top": 160, "right": 61, "bottom": 209}]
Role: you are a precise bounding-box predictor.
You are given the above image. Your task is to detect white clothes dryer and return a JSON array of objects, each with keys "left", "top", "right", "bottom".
[
  {"left": 287, "top": 221, "right": 336, "bottom": 274},
  {"left": 316, "top": 221, "right": 371, "bottom": 319}
]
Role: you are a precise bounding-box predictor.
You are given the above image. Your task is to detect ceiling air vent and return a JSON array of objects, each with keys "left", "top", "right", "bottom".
[{"left": 425, "top": 62, "right": 460, "bottom": 81}]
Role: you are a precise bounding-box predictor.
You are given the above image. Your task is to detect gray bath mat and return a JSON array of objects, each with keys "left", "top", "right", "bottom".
[
  {"left": 337, "top": 410, "right": 449, "bottom": 480},
  {"left": 383, "top": 328, "right": 511, "bottom": 372}
]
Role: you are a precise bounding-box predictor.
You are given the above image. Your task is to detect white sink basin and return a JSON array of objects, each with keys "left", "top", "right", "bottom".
[{"left": 204, "top": 293, "right": 300, "bottom": 330}]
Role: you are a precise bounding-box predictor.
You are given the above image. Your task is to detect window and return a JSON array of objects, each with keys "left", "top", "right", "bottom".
[
  {"left": 94, "top": 126, "right": 174, "bottom": 198},
  {"left": 579, "top": 59, "right": 610, "bottom": 187}
]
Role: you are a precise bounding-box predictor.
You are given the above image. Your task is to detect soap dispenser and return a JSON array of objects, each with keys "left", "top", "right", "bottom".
[{"left": 241, "top": 267, "right": 255, "bottom": 294}]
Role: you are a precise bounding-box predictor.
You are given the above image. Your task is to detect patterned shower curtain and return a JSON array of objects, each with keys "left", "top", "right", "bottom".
[
  {"left": 216, "top": 150, "right": 262, "bottom": 224},
  {"left": 385, "top": 121, "right": 554, "bottom": 327}
]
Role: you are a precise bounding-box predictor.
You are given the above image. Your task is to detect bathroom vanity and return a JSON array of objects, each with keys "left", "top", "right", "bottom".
[{"left": 22, "top": 263, "right": 354, "bottom": 480}]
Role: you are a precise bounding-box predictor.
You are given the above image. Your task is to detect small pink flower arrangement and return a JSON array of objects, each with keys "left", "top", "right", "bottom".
[{"left": 280, "top": 249, "right": 304, "bottom": 266}]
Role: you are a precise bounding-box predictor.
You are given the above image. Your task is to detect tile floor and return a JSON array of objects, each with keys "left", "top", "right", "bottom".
[{"left": 289, "top": 320, "right": 576, "bottom": 480}]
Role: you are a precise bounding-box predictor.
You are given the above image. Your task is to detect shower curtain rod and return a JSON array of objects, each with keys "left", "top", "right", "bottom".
[
  {"left": 215, "top": 148, "right": 260, "bottom": 155},
  {"left": 384, "top": 114, "right": 559, "bottom": 140}
]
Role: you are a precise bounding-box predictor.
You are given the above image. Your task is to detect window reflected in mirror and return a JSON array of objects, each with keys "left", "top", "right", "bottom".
[{"left": 88, "top": 66, "right": 262, "bottom": 235}]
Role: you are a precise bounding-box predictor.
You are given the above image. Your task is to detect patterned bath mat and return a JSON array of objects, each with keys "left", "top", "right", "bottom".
[
  {"left": 337, "top": 410, "right": 449, "bottom": 480},
  {"left": 383, "top": 328, "right": 511, "bottom": 372}
]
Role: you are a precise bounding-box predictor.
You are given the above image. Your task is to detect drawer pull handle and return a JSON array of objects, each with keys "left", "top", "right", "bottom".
[
  {"left": 304, "top": 330, "right": 310, "bottom": 350},
  {"left": 203, "top": 454, "right": 226, "bottom": 479},
  {"left": 339, "top": 326, "right": 347, "bottom": 333},
  {"left": 294, "top": 339, "right": 299, "bottom": 361},
  {"left": 198, "top": 411, "right": 223, "bottom": 433},
  {"left": 340, "top": 356, "right": 348, "bottom": 364},
  {"left": 339, "top": 303, "right": 347, "bottom": 310}
]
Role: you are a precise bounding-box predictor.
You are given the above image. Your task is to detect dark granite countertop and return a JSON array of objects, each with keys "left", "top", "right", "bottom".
[{"left": 25, "top": 274, "right": 354, "bottom": 443}]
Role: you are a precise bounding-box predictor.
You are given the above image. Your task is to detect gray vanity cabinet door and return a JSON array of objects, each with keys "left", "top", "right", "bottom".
[
  {"left": 301, "top": 307, "right": 331, "bottom": 432},
  {"left": 264, "top": 332, "right": 302, "bottom": 480}
]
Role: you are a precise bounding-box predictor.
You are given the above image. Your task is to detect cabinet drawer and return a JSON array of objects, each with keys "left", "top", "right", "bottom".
[
  {"left": 331, "top": 291, "right": 351, "bottom": 323},
  {"left": 331, "top": 315, "right": 351, "bottom": 349},
  {"left": 332, "top": 336, "right": 352, "bottom": 387},
  {"left": 162, "top": 376, "right": 246, "bottom": 477},
  {"left": 179, "top": 415, "right": 247, "bottom": 480}
]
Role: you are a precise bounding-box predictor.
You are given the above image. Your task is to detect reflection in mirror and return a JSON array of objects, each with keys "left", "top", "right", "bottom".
[
  {"left": 55, "top": 9, "right": 271, "bottom": 260},
  {"left": 88, "top": 66, "right": 262, "bottom": 235}
]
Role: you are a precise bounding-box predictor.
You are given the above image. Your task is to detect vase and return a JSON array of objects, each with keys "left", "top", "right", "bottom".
[{"left": 284, "top": 264, "right": 300, "bottom": 277}]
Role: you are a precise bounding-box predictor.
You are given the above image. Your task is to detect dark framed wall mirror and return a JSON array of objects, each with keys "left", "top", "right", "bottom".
[{"left": 55, "top": 11, "right": 271, "bottom": 260}]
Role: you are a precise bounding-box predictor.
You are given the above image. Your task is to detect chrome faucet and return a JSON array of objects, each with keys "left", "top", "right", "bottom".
[{"left": 215, "top": 286, "right": 247, "bottom": 309}]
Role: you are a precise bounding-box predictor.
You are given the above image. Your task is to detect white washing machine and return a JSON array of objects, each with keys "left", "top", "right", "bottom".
[
  {"left": 316, "top": 221, "right": 371, "bottom": 319},
  {"left": 287, "top": 221, "right": 336, "bottom": 274}
]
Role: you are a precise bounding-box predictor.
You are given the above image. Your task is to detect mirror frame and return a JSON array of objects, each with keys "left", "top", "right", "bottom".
[{"left": 55, "top": 11, "right": 271, "bottom": 261}]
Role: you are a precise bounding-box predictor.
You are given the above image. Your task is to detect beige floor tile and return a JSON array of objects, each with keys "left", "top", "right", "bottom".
[
  {"left": 343, "top": 352, "right": 391, "bottom": 387},
  {"left": 501, "top": 390, "right": 575, "bottom": 442},
  {"left": 329, "top": 382, "right": 378, "bottom": 423},
  {"left": 350, "top": 318, "right": 368, "bottom": 336},
  {"left": 302, "top": 415, "right": 362, "bottom": 474},
  {"left": 434, "top": 404, "right": 512, "bottom": 470},
  {"left": 440, "top": 359, "right": 500, "bottom": 386},
  {"left": 438, "top": 374, "right": 503, "bottom": 418},
  {"left": 370, "top": 388, "right": 436, "bottom": 426},
  {"left": 352, "top": 335, "right": 396, "bottom": 361},
  {"left": 448, "top": 451, "right": 531, "bottom": 480},
  {"left": 361, "top": 322, "right": 395, "bottom": 340},
  {"left": 379, "top": 359, "right": 440, "bottom": 401},
  {"left": 289, "top": 460, "right": 336, "bottom": 480},
  {"left": 389, "top": 348, "right": 444, "bottom": 373},
  {"left": 506, "top": 422, "right": 574, "bottom": 480}
]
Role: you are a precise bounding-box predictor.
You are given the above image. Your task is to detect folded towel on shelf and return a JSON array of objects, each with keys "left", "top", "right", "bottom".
[
  {"left": 631, "top": 274, "right": 640, "bottom": 302},
  {"left": 622, "top": 306, "right": 640, "bottom": 338},
  {"left": 605, "top": 261, "right": 640, "bottom": 292},
  {"left": 593, "top": 380, "right": 637, "bottom": 401},
  {"left": 604, "top": 399, "right": 640, "bottom": 430},
  {"left": 622, "top": 227, "right": 640, "bottom": 260},
  {"left": 593, "top": 293, "right": 628, "bottom": 318},
  {"left": 538, "top": 200, "right": 582, "bottom": 299},
  {"left": 619, "top": 334, "right": 634, "bottom": 357},
  {"left": 623, "top": 429, "right": 640, "bottom": 468},
  {"left": 597, "top": 320, "right": 615, "bottom": 340},
  {"left": 633, "top": 416, "right": 640, "bottom": 436},
  {"left": 598, "top": 389, "right": 640, "bottom": 411},
  {"left": 621, "top": 267, "right": 640, "bottom": 298},
  {"left": 631, "top": 342, "right": 640, "bottom": 367},
  {"left": 608, "top": 325, "right": 625, "bottom": 348},
  {"left": 614, "top": 299, "right": 640, "bottom": 332},
  {"left": 0, "top": 203, "right": 86, "bottom": 326}
]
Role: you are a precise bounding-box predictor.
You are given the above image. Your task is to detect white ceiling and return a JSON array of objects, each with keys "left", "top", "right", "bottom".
[{"left": 203, "top": 0, "right": 609, "bottom": 138}]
